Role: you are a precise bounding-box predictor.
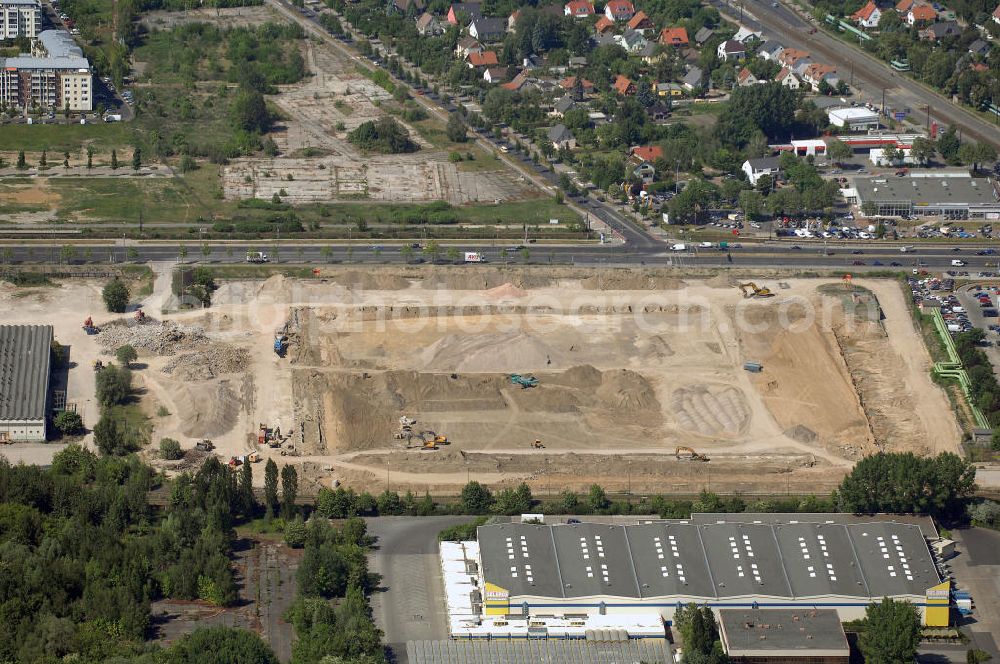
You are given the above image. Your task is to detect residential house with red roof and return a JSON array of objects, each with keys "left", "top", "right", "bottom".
[
  {"left": 775, "top": 67, "right": 801, "bottom": 89},
  {"left": 447, "top": 2, "right": 481, "bottom": 24},
  {"left": 627, "top": 10, "right": 653, "bottom": 31},
  {"left": 907, "top": 5, "right": 937, "bottom": 24},
  {"left": 994, "top": 3, "right": 1000, "bottom": 24},
  {"left": 895, "top": 0, "right": 914, "bottom": 12},
  {"left": 736, "top": 67, "right": 758, "bottom": 86},
  {"left": 613, "top": 74, "right": 635, "bottom": 95},
  {"left": 466, "top": 50, "right": 499, "bottom": 67},
  {"left": 660, "top": 26, "right": 689, "bottom": 46},
  {"left": 595, "top": 15, "right": 614, "bottom": 33},
  {"left": 630, "top": 145, "right": 664, "bottom": 162},
  {"left": 564, "top": 0, "right": 595, "bottom": 17},
  {"left": 851, "top": 0, "right": 881, "bottom": 27},
  {"left": 604, "top": 0, "right": 635, "bottom": 21}
]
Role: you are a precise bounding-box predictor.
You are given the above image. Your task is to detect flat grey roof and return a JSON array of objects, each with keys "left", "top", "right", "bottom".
[
  {"left": 854, "top": 174, "right": 1000, "bottom": 207},
  {"left": 37, "top": 30, "right": 84, "bottom": 58},
  {"left": 0, "top": 325, "right": 52, "bottom": 422},
  {"left": 719, "top": 608, "right": 849, "bottom": 655},
  {"left": 477, "top": 517, "right": 939, "bottom": 601},
  {"left": 407, "top": 639, "right": 673, "bottom": 664},
  {"left": 688, "top": 512, "right": 940, "bottom": 542},
  {"left": 1, "top": 55, "right": 90, "bottom": 70}
]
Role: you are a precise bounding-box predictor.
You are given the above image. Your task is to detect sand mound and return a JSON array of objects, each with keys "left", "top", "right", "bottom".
[
  {"left": 171, "top": 379, "right": 243, "bottom": 438},
  {"left": 96, "top": 320, "right": 206, "bottom": 355},
  {"left": 705, "top": 273, "right": 739, "bottom": 288},
  {"left": 785, "top": 424, "right": 818, "bottom": 443},
  {"left": 558, "top": 364, "right": 603, "bottom": 388},
  {"left": 671, "top": 384, "right": 751, "bottom": 436},
  {"left": 420, "top": 268, "right": 553, "bottom": 291},
  {"left": 485, "top": 282, "right": 527, "bottom": 300},
  {"left": 581, "top": 270, "right": 685, "bottom": 291},
  {"left": 335, "top": 270, "right": 409, "bottom": 290},
  {"left": 419, "top": 332, "right": 566, "bottom": 373},
  {"left": 596, "top": 369, "right": 657, "bottom": 411}
]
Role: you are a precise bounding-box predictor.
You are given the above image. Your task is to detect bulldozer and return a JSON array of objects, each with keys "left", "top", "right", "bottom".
[
  {"left": 421, "top": 440, "right": 439, "bottom": 451},
  {"left": 531, "top": 439, "right": 545, "bottom": 449},
  {"left": 738, "top": 282, "right": 775, "bottom": 299},
  {"left": 675, "top": 446, "right": 710, "bottom": 462}
]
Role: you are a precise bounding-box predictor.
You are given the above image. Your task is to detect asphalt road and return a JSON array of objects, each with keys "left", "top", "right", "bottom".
[
  {"left": 713, "top": 0, "right": 1000, "bottom": 151},
  {"left": 5, "top": 240, "right": 1000, "bottom": 271},
  {"left": 365, "top": 516, "right": 474, "bottom": 664}
]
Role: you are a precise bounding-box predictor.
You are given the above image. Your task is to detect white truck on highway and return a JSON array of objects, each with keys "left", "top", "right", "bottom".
[
  {"left": 464, "top": 252, "right": 485, "bottom": 263},
  {"left": 246, "top": 251, "right": 270, "bottom": 263},
  {"left": 670, "top": 243, "right": 687, "bottom": 251}
]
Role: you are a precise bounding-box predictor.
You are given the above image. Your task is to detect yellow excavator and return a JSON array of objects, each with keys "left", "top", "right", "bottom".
[
  {"left": 675, "top": 446, "right": 710, "bottom": 462},
  {"left": 739, "top": 282, "right": 775, "bottom": 298}
]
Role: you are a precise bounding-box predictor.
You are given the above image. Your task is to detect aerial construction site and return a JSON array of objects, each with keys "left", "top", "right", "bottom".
[{"left": 1, "top": 266, "right": 961, "bottom": 496}]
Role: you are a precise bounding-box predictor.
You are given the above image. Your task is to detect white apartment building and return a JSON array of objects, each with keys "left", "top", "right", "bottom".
[{"left": 0, "top": 0, "right": 41, "bottom": 39}]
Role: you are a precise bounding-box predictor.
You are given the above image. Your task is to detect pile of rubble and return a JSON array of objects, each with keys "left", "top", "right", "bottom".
[
  {"left": 96, "top": 320, "right": 207, "bottom": 356},
  {"left": 162, "top": 345, "right": 250, "bottom": 380}
]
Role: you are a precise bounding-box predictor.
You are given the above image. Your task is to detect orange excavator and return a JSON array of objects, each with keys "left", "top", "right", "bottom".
[{"left": 675, "top": 446, "right": 710, "bottom": 462}]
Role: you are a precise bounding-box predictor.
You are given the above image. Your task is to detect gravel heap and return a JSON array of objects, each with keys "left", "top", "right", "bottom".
[
  {"left": 162, "top": 345, "right": 250, "bottom": 380},
  {"left": 96, "top": 320, "right": 207, "bottom": 356}
]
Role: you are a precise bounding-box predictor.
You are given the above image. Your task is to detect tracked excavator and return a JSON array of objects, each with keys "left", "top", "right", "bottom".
[
  {"left": 675, "top": 446, "right": 710, "bottom": 462},
  {"left": 738, "top": 282, "right": 775, "bottom": 298}
]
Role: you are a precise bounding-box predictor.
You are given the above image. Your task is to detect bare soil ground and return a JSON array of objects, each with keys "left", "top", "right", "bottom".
[
  {"left": 141, "top": 5, "right": 281, "bottom": 29},
  {"left": 221, "top": 41, "right": 537, "bottom": 205},
  {"left": 0, "top": 267, "right": 961, "bottom": 495}
]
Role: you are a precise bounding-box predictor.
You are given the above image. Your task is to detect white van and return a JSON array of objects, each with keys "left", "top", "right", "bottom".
[
  {"left": 951, "top": 259, "right": 966, "bottom": 266},
  {"left": 670, "top": 243, "right": 687, "bottom": 251}
]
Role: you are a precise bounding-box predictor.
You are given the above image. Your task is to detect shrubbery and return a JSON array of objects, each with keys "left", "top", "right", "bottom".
[{"left": 348, "top": 117, "right": 418, "bottom": 154}]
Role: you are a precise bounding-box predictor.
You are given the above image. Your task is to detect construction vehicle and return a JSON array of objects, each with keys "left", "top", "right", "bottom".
[
  {"left": 228, "top": 456, "right": 242, "bottom": 468},
  {"left": 510, "top": 374, "right": 539, "bottom": 389},
  {"left": 738, "top": 282, "right": 775, "bottom": 298},
  {"left": 195, "top": 439, "right": 214, "bottom": 452},
  {"left": 247, "top": 452, "right": 262, "bottom": 463},
  {"left": 433, "top": 434, "right": 449, "bottom": 445},
  {"left": 274, "top": 334, "right": 288, "bottom": 357},
  {"left": 93, "top": 360, "right": 104, "bottom": 371},
  {"left": 83, "top": 316, "right": 99, "bottom": 335},
  {"left": 421, "top": 440, "right": 439, "bottom": 450},
  {"left": 134, "top": 309, "right": 147, "bottom": 323},
  {"left": 675, "top": 446, "right": 710, "bottom": 462},
  {"left": 531, "top": 439, "right": 545, "bottom": 449}
]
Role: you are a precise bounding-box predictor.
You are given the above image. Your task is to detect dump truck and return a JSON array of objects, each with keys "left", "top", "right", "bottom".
[{"left": 195, "top": 439, "right": 214, "bottom": 452}]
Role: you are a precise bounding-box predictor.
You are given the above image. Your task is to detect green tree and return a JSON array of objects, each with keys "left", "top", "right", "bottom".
[
  {"left": 716, "top": 83, "right": 797, "bottom": 147},
  {"left": 59, "top": 244, "right": 75, "bottom": 264},
  {"left": 93, "top": 411, "right": 139, "bottom": 455},
  {"left": 162, "top": 626, "right": 279, "bottom": 664},
  {"left": 132, "top": 147, "right": 141, "bottom": 171},
  {"left": 16, "top": 150, "right": 26, "bottom": 169},
  {"left": 446, "top": 112, "right": 468, "bottom": 143},
  {"left": 588, "top": 484, "right": 610, "bottom": 512},
  {"left": 178, "top": 244, "right": 189, "bottom": 262},
  {"left": 264, "top": 458, "right": 279, "bottom": 519},
  {"left": 377, "top": 489, "right": 403, "bottom": 514},
  {"left": 232, "top": 89, "right": 271, "bottom": 133},
  {"left": 39, "top": 150, "right": 46, "bottom": 168},
  {"left": 827, "top": 139, "right": 852, "bottom": 165},
  {"left": 239, "top": 458, "right": 255, "bottom": 517},
  {"left": 493, "top": 482, "right": 533, "bottom": 515},
  {"left": 86, "top": 145, "right": 94, "bottom": 169},
  {"left": 116, "top": 344, "right": 138, "bottom": 367},
  {"left": 446, "top": 246, "right": 460, "bottom": 263},
  {"left": 96, "top": 364, "right": 132, "bottom": 407},
  {"left": 910, "top": 136, "right": 936, "bottom": 164},
  {"left": 936, "top": 127, "right": 961, "bottom": 164},
  {"left": 53, "top": 410, "right": 84, "bottom": 436},
  {"left": 160, "top": 437, "right": 183, "bottom": 460},
  {"left": 111, "top": 149, "right": 119, "bottom": 170},
  {"left": 285, "top": 516, "right": 308, "bottom": 548},
  {"left": 859, "top": 598, "right": 921, "bottom": 664},
  {"left": 281, "top": 463, "right": 298, "bottom": 519},
  {"left": 460, "top": 481, "right": 494, "bottom": 513},
  {"left": 738, "top": 189, "right": 764, "bottom": 220}
]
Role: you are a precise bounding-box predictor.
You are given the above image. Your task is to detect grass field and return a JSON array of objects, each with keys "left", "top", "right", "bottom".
[{"left": 0, "top": 123, "right": 138, "bottom": 153}]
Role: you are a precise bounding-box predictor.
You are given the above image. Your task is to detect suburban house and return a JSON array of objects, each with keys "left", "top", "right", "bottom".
[
  {"left": 994, "top": 4, "right": 1000, "bottom": 24},
  {"left": 742, "top": 156, "right": 782, "bottom": 185},
  {"left": 568, "top": 56, "right": 588, "bottom": 67},
  {"left": 455, "top": 35, "right": 483, "bottom": 57},
  {"left": 732, "top": 25, "right": 762, "bottom": 42},
  {"left": 717, "top": 40, "right": 746, "bottom": 60},
  {"left": 548, "top": 124, "right": 576, "bottom": 150},
  {"left": 777, "top": 47, "right": 810, "bottom": 67},
  {"left": 647, "top": 101, "right": 672, "bottom": 121},
  {"left": 483, "top": 66, "right": 508, "bottom": 83},
  {"left": 630, "top": 145, "right": 664, "bottom": 162},
  {"left": 559, "top": 75, "right": 595, "bottom": 94},
  {"left": 550, "top": 95, "right": 577, "bottom": 116},
  {"left": 615, "top": 29, "right": 648, "bottom": 52},
  {"left": 895, "top": 0, "right": 914, "bottom": 12},
  {"left": 612, "top": 74, "right": 635, "bottom": 95},
  {"left": 564, "top": 0, "right": 595, "bottom": 17},
  {"left": 736, "top": 68, "right": 758, "bottom": 86},
  {"left": 604, "top": 0, "right": 634, "bottom": 21},
  {"left": 507, "top": 9, "right": 520, "bottom": 31},
  {"left": 920, "top": 21, "right": 960, "bottom": 40},
  {"left": 468, "top": 16, "right": 506, "bottom": 41},
  {"left": 802, "top": 63, "right": 838, "bottom": 90},
  {"left": 447, "top": 2, "right": 481, "bottom": 24},
  {"left": 627, "top": 10, "right": 653, "bottom": 31},
  {"left": 682, "top": 66, "right": 705, "bottom": 90},
  {"left": 594, "top": 15, "right": 614, "bottom": 33},
  {"left": 656, "top": 82, "right": 684, "bottom": 96},
  {"left": 694, "top": 26, "right": 715, "bottom": 44},
  {"left": 416, "top": 12, "right": 444, "bottom": 35},
  {"left": 466, "top": 50, "right": 499, "bottom": 67},
  {"left": 501, "top": 70, "right": 530, "bottom": 90},
  {"left": 775, "top": 67, "right": 801, "bottom": 89},
  {"left": 660, "top": 26, "right": 689, "bottom": 46},
  {"left": 851, "top": 0, "right": 881, "bottom": 27},
  {"left": 907, "top": 5, "right": 937, "bottom": 24},
  {"left": 969, "top": 39, "right": 991, "bottom": 56},
  {"left": 630, "top": 159, "right": 656, "bottom": 184},
  {"left": 759, "top": 41, "right": 785, "bottom": 61}
]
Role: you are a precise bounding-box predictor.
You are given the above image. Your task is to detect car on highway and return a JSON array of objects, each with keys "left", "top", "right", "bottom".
[
  {"left": 890, "top": 261, "right": 902, "bottom": 266},
  {"left": 852, "top": 260, "right": 865, "bottom": 265}
]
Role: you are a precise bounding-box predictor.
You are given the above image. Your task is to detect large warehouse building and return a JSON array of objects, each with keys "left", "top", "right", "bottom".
[
  {"left": 442, "top": 514, "right": 951, "bottom": 639},
  {"left": 849, "top": 173, "right": 1000, "bottom": 219},
  {"left": 0, "top": 325, "right": 53, "bottom": 442}
]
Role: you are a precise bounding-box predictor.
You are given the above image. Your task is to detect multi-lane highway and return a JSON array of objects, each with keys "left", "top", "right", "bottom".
[{"left": 3, "top": 240, "right": 999, "bottom": 271}]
